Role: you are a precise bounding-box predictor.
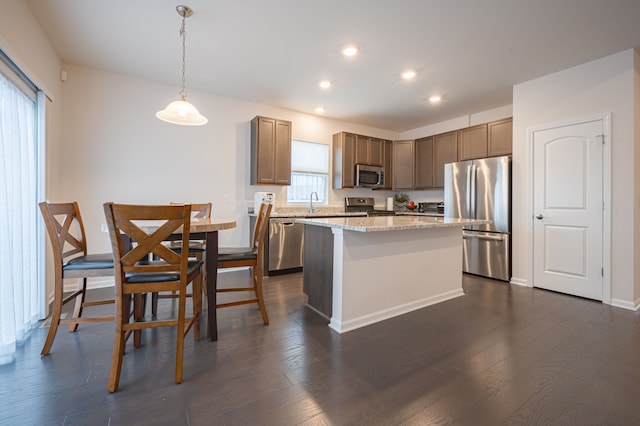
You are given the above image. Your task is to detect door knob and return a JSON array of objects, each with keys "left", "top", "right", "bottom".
[{"left": 535, "top": 214, "right": 544, "bottom": 220}]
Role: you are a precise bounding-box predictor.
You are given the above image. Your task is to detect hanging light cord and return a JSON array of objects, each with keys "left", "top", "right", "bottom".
[
  {"left": 180, "top": 13, "right": 187, "bottom": 101},
  {"left": 156, "top": 5, "right": 206, "bottom": 125}
]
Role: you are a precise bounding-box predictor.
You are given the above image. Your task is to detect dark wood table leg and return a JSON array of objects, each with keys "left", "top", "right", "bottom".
[{"left": 205, "top": 231, "right": 218, "bottom": 341}]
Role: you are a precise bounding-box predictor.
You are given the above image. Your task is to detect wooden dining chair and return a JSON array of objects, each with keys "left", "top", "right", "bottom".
[
  {"left": 39, "top": 201, "right": 115, "bottom": 356},
  {"left": 151, "top": 202, "right": 212, "bottom": 314},
  {"left": 103, "top": 202, "right": 202, "bottom": 392},
  {"left": 216, "top": 202, "right": 272, "bottom": 324}
]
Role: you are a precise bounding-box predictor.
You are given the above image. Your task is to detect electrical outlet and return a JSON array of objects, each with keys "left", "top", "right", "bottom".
[{"left": 223, "top": 194, "right": 230, "bottom": 204}]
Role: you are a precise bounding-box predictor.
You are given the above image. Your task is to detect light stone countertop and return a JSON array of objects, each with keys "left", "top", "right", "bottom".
[
  {"left": 249, "top": 206, "right": 367, "bottom": 218},
  {"left": 395, "top": 212, "right": 444, "bottom": 217},
  {"left": 296, "top": 215, "right": 486, "bottom": 232},
  {"left": 249, "top": 206, "right": 444, "bottom": 218}
]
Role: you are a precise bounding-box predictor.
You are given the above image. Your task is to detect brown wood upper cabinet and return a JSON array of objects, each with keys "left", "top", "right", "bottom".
[
  {"left": 382, "top": 139, "right": 393, "bottom": 189},
  {"left": 457, "top": 118, "right": 512, "bottom": 161},
  {"left": 333, "top": 132, "right": 356, "bottom": 188},
  {"left": 394, "top": 132, "right": 455, "bottom": 190},
  {"left": 392, "top": 140, "right": 414, "bottom": 190},
  {"left": 414, "top": 136, "right": 434, "bottom": 189},
  {"left": 250, "top": 116, "right": 292, "bottom": 185},
  {"left": 488, "top": 118, "right": 513, "bottom": 157},
  {"left": 389, "top": 118, "right": 511, "bottom": 190},
  {"left": 334, "top": 132, "right": 389, "bottom": 189},
  {"left": 433, "top": 131, "right": 458, "bottom": 188},
  {"left": 355, "top": 135, "right": 384, "bottom": 167},
  {"left": 458, "top": 124, "right": 488, "bottom": 161}
]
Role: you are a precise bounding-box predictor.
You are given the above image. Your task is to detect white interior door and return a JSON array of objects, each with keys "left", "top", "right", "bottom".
[{"left": 532, "top": 119, "right": 603, "bottom": 300}]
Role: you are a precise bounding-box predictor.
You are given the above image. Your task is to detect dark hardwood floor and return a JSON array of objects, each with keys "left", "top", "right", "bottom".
[{"left": 1, "top": 271, "right": 639, "bottom": 425}]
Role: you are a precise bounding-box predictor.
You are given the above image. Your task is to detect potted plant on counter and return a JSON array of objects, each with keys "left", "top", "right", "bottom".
[{"left": 393, "top": 192, "right": 409, "bottom": 208}]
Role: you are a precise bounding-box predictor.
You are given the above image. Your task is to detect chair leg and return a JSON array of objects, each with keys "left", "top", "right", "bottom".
[
  {"left": 199, "top": 253, "right": 207, "bottom": 296},
  {"left": 68, "top": 277, "right": 88, "bottom": 332},
  {"left": 108, "top": 300, "right": 127, "bottom": 392},
  {"left": 151, "top": 292, "right": 158, "bottom": 316},
  {"left": 253, "top": 267, "right": 269, "bottom": 325},
  {"left": 175, "top": 286, "right": 187, "bottom": 384},
  {"left": 193, "top": 272, "right": 202, "bottom": 342},
  {"left": 41, "top": 278, "right": 64, "bottom": 356},
  {"left": 133, "top": 294, "right": 146, "bottom": 348}
]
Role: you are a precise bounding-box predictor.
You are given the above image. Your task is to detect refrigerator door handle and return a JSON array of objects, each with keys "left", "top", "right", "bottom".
[
  {"left": 462, "top": 231, "right": 504, "bottom": 241},
  {"left": 469, "top": 164, "right": 476, "bottom": 219},
  {"left": 466, "top": 164, "right": 473, "bottom": 217}
]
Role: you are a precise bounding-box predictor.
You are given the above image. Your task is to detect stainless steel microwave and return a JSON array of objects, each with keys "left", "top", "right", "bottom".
[{"left": 355, "top": 164, "right": 385, "bottom": 188}]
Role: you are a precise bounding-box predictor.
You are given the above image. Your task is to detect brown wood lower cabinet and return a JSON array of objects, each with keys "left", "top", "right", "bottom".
[{"left": 302, "top": 224, "right": 333, "bottom": 318}]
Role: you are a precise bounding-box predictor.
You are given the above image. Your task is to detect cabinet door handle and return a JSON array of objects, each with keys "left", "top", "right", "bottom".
[{"left": 535, "top": 214, "right": 544, "bottom": 220}]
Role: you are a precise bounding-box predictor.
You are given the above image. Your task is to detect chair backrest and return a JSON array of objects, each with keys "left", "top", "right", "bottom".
[
  {"left": 39, "top": 201, "right": 89, "bottom": 265},
  {"left": 103, "top": 203, "right": 193, "bottom": 282},
  {"left": 252, "top": 203, "right": 273, "bottom": 252},
  {"left": 170, "top": 202, "right": 212, "bottom": 219}
]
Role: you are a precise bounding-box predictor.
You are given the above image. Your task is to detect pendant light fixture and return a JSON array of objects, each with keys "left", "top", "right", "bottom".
[{"left": 156, "top": 5, "right": 208, "bottom": 126}]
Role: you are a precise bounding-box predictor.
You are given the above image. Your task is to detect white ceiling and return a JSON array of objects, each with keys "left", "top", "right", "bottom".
[{"left": 25, "top": 0, "right": 640, "bottom": 132}]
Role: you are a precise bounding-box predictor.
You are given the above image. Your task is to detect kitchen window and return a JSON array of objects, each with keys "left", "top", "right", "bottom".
[{"left": 287, "top": 140, "right": 328, "bottom": 204}]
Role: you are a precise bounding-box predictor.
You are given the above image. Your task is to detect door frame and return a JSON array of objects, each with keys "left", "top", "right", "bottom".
[{"left": 526, "top": 113, "right": 611, "bottom": 304}]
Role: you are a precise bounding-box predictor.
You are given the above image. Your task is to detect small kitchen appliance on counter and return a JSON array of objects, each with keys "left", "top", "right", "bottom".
[
  {"left": 418, "top": 202, "right": 445, "bottom": 215},
  {"left": 344, "top": 197, "right": 396, "bottom": 216},
  {"left": 254, "top": 191, "right": 275, "bottom": 213}
]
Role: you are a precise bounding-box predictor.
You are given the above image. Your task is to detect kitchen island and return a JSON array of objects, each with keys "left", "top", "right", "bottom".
[{"left": 297, "top": 215, "right": 483, "bottom": 333}]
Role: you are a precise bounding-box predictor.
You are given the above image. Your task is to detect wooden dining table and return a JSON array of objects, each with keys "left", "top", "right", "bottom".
[{"left": 130, "top": 217, "right": 236, "bottom": 341}]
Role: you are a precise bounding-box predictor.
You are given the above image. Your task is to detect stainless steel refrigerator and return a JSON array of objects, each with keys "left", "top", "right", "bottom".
[{"left": 444, "top": 155, "right": 511, "bottom": 281}]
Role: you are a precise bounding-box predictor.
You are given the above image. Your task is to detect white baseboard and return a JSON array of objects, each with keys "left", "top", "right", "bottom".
[
  {"left": 610, "top": 298, "right": 639, "bottom": 311},
  {"left": 510, "top": 277, "right": 530, "bottom": 287},
  {"left": 329, "top": 288, "right": 465, "bottom": 334},
  {"left": 304, "top": 303, "right": 330, "bottom": 320}
]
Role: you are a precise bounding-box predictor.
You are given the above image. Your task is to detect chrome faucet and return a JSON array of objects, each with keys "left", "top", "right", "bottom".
[{"left": 309, "top": 191, "right": 318, "bottom": 213}]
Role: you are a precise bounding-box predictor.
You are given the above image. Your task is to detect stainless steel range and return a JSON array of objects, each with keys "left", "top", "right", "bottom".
[{"left": 344, "top": 197, "right": 396, "bottom": 216}]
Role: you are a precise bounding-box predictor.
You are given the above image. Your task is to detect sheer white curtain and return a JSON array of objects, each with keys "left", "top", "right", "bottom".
[{"left": 0, "top": 62, "right": 42, "bottom": 365}]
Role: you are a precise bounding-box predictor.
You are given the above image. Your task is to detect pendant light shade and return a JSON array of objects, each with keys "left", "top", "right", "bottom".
[
  {"left": 156, "top": 5, "right": 208, "bottom": 126},
  {"left": 156, "top": 100, "right": 207, "bottom": 126}
]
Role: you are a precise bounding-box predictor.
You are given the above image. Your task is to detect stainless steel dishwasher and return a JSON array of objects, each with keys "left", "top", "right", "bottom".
[{"left": 265, "top": 218, "right": 304, "bottom": 275}]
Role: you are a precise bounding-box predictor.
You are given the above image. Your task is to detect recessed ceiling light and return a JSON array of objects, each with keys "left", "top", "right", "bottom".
[
  {"left": 318, "top": 80, "right": 332, "bottom": 89},
  {"left": 315, "top": 107, "right": 325, "bottom": 113},
  {"left": 401, "top": 70, "right": 416, "bottom": 79},
  {"left": 429, "top": 95, "right": 442, "bottom": 103},
  {"left": 342, "top": 46, "right": 359, "bottom": 57}
]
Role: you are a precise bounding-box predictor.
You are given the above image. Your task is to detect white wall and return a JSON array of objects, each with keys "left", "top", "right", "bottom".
[
  {"left": 0, "top": 0, "right": 64, "bottom": 305},
  {"left": 62, "top": 62, "right": 518, "bottom": 257},
  {"left": 0, "top": 0, "right": 64, "bottom": 202},
  {"left": 6, "top": 3, "right": 637, "bottom": 309},
  {"left": 0, "top": 1, "right": 61, "bottom": 99},
  {"left": 59, "top": 63, "right": 408, "bottom": 254},
  {"left": 512, "top": 49, "right": 638, "bottom": 307}
]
